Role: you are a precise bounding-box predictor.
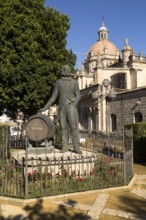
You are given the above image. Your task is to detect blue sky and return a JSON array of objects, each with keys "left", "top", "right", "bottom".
[{"left": 44, "top": 0, "right": 146, "bottom": 68}]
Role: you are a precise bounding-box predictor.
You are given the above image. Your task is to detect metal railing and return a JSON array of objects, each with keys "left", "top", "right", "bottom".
[{"left": 0, "top": 127, "right": 133, "bottom": 198}]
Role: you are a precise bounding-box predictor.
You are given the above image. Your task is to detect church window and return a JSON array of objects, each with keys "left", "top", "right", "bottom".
[
  {"left": 101, "top": 33, "right": 103, "bottom": 39},
  {"left": 111, "top": 73, "right": 126, "bottom": 89},
  {"left": 111, "top": 114, "right": 117, "bottom": 132},
  {"left": 134, "top": 112, "right": 143, "bottom": 123}
]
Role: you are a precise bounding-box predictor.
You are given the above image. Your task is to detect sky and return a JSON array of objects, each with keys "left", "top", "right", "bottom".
[{"left": 44, "top": 0, "right": 146, "bottom": 69}]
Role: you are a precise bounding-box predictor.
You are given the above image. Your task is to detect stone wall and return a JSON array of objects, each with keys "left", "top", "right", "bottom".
[
  {"left": 79, "top": 86, "right": 146, "bottom": 135},
  {"left": 109, "top": 87, "right": 146, "bottom": 133}
]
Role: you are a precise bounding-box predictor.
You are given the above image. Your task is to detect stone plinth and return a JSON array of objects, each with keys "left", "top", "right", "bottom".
[{"left": 11, "top": 148, "right": 99, "bottom": 176}]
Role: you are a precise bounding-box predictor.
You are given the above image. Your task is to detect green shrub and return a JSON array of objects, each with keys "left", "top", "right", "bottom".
[{"left": 125, "top": 122, "right": 146, "bottom": 163}]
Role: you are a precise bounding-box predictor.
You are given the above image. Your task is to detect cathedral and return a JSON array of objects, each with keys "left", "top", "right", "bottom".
[{"left": 77, "top": 19, "right": 146, "bottom": 136}]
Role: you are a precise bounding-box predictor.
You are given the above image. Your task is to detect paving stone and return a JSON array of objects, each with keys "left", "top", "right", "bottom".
[
  {"left": 102, "top": 208, "right": 146, "bottom": 220},
  {"left": 102, "top": 208, "right": 118, "bottom": 216},
  {"left": 135, "top": 182, "right": 146, "bottom": 186},
  {"left": 128, "top": 213, "right": 145, "bottom": 220},
  {"left": 0, "top": 204, "right": 27, "bottom": 218},
  {"left": 85, "top": 193, "right": 109, "bottom": 219},
  {"left": 54, "top": 200, "right": 90, "bottom": 210},
  {"left": 92, "top": 213, "right": 100, "bottom": 220},
  {"left": 116, "top": 210, "right": 128, "bottom": 218},
  {"left": 131, "top": 189, "right": 146, "bottom": 199},
  {"left": 87, "top": 211, "right": 100, "bottom": 220},
  {"left": 94, "top": 207, "right": 104, "bottom": 212},
  {"left": 138, "top": 175, "right": 146, "bottom": 179},
  {"left": 75, "top": 204, "right": 90, "bottom": 210}
]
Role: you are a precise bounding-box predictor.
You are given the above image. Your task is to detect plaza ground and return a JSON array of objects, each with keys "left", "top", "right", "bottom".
[{"left": 0, "top": 163, "right": 146, "bottom": 220}]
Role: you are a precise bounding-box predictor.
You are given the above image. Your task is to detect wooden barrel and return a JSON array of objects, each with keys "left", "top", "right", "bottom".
[{"left": 25, "top": 114, "right": 54, "bottom": 142}]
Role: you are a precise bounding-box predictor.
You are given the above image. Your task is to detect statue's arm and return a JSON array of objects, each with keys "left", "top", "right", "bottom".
[{"left": 41, "top": 82, "right": 59, "bottom": 112}]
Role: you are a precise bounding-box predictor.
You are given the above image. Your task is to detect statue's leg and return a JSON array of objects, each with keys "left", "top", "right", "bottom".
[
  {"left": 67, "top": 105, "right": 82, "bottom": 154},
  {"left": 60, "top": 107, "right": 68, "bottom": 152}
]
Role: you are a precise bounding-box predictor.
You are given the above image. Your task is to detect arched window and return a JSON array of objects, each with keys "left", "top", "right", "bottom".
[
  {"left": 101, "top": 33, "right": 103, "bottom": 39},
  {"left": 134, "top": 112, "right": 143, "bottom": 123},
  {"left": 111, "top": 114, "right": 117, "bottom": 132}
]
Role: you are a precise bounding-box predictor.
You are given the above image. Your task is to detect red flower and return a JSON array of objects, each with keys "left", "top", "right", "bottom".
[{"left": 76, "top": 176, "right": 85, "bottom": 181}]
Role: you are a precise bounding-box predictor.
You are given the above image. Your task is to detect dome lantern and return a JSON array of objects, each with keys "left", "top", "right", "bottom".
[{"left": 98, "top": 17, "right": 108, "bottom": 40}]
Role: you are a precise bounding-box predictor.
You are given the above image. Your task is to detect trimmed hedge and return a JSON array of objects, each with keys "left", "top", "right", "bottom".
[{"left": 125, "top": 122, "right": 146, "bottom": 163}]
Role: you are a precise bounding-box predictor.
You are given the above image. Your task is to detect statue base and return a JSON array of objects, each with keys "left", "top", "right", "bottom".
[
  {"left": 27, "top": 146, "right": 55, "bottom": 154},
  {"left": 11, "top": 147, "right": 99, "bottom": 175}
]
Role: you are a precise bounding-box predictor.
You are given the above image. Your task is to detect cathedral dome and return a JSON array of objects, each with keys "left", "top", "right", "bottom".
[{"left": 87, "top": 39, "right": 118, "bottom": 58}]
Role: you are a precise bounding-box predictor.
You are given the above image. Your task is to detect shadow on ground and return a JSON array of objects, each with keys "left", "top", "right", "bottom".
[
  {"left": 0, "top": 199, "right": 91, "bottom": 220},
  {"left": 117, "top": 193, "right": 146, "bottom": 218}
]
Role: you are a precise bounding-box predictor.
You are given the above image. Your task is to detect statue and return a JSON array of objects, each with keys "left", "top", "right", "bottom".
[{"left": 39, "top": 65, "right": 82, "bottom": 154}]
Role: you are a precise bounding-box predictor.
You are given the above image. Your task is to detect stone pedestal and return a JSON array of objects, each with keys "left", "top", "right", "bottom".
[
  {"left": 27, "top": 146, "right": 55, "bottom": 154},
  {"left": 11, "top": 147, "right": 98, "bottom": 176}
]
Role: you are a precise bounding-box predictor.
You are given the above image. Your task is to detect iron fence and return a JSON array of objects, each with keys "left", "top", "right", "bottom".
[{"left": 0, "top": 127, "right": 133, "bottom": 198}]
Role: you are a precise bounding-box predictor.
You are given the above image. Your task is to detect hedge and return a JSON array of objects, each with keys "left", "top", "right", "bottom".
[{"left": 125, "top": 122, "right": 146, "bottom": 163}]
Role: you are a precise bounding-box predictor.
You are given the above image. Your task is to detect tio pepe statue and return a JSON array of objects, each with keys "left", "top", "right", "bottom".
[{"left": 39, "top": 65, "right": 82, "bottom": 154}]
